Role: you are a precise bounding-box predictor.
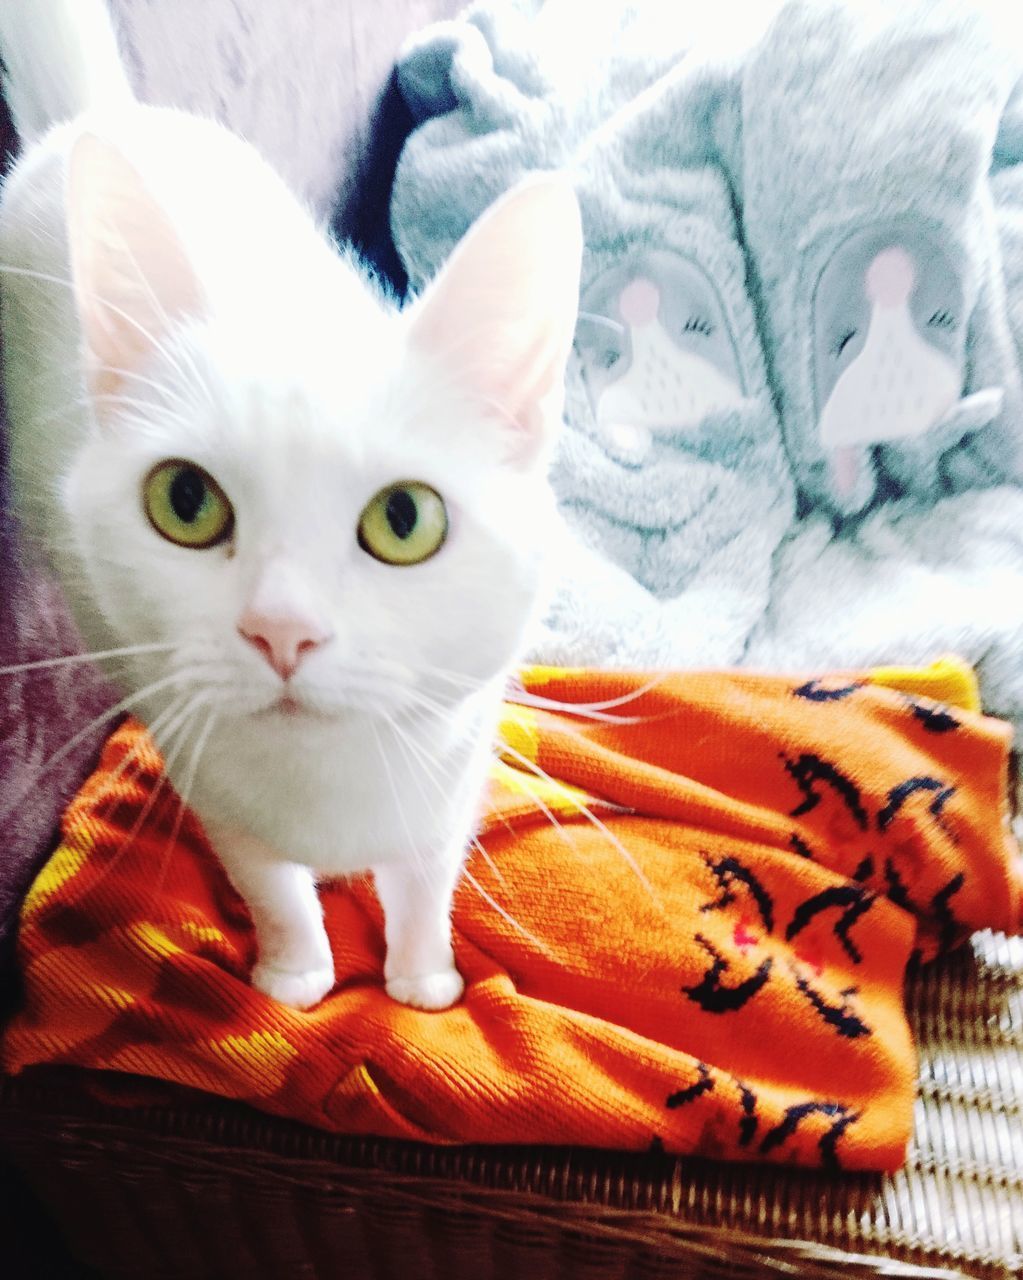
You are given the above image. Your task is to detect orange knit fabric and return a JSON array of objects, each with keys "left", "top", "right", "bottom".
[{"left": 3, "top": 665, "right": 1019, "bottom": 1173}]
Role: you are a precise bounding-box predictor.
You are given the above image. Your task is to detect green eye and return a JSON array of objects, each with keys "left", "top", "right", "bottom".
[
  {"left": 358, "top": 482, "right": 447, "bottom": 566},
  {"left": 143, "top": 460, "right": 234, "bottom": 549}
]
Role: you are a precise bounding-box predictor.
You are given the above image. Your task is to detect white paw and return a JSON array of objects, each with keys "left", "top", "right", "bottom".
[
  {"left": 251, "top": 961, "right": 335, "bottom": 1010},
  {"left": 386, "top": 967, "right": 465, "bottom": 1011}
]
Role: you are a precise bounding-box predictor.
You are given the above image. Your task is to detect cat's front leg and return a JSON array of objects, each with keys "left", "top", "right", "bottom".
[
  {"left": 373, "top": 858, "right": 465, "bottom": 1011},
  {"left": 210, "top": 825, "right": 335, "bottom": 1011}
]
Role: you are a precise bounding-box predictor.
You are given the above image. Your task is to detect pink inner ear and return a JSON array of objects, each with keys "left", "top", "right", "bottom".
[
  {"left": 618, "top": 278, "right": 660, "bottom": 326},
  {"left": 406, "top": 175, "right": 582, "bottom": 460},
  {"left": 68, "top": 133, "right": 204, "bottom": 405}
]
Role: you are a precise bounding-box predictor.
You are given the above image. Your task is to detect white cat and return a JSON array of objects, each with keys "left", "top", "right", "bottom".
[{"left": 0, "top": 1, "right": 582, "bottom": 1010}]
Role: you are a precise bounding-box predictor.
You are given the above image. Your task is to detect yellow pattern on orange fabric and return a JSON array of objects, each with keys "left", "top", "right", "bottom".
[
  {"left": 867, "top": 654, "right": 981, "bottom": 713},
  {"left": 127, "top": 921, "right": 184, "bottom": 961},
  {"left": 180, "top": 921, "right": 229, "bottom": 945},
  {"left": 87, "top": 983, "right": 137, "bottom": 1013},
  {"left": 22, "top": 837, "right": 92, "bottom": 915},
  {"left": 207, "top": 1030, "right": 299, "bottom": 1093},
  {"left": 496, "top": 703, "right": 541, "bottom": 764}
]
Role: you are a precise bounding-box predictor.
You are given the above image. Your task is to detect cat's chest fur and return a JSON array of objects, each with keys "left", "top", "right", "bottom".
[{"left": 175, "top": 696, "right": 497, "bottom": 875}]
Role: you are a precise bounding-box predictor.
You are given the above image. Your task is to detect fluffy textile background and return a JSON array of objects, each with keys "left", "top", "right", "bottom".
[{"left": 388, "top": 0, "right": 1023, "bottom": 717}]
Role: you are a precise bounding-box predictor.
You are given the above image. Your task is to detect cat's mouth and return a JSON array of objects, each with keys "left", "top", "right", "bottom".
[
  {"left": 257, "top": 692, "right": 333, "bottom": 722},
  {"left": 254, "top": 683, "right": 406, "bottom": 721},
  {"left": 274, "top": 695, "right": 305, "bottom": 718},
  {"left": 243, "top": 667, "right": 428, "bottom": 722}
]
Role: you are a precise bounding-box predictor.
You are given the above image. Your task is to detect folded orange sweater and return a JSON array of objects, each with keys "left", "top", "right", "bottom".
[{"left": 3, "top": 662, "right": 1020, "bottom": 1173}]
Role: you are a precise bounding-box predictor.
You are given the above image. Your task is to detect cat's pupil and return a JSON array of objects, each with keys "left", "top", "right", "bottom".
[
  {"left": 170, "top": 468, "right": 207, "bottom": 524},
  {"left": 386, "top": 488, "right": 418, "bottom": 540}
]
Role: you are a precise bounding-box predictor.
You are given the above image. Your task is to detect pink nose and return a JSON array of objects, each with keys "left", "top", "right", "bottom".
[
  {"left": 618, "top": 277, "right": 660, "bottom": 326},
  {"left": 237, "top": 610, "right": 331, "bottom": 681},
  {"left": 865, "top": 246, "right": 915, "bottom": 309}
]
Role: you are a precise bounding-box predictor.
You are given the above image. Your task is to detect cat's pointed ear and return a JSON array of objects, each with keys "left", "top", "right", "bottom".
[
  {"left": 67, "top": 132, "right": 205, "bottom": 411},
  {"left": 406, "top": 174, "right": 583, "bottom": 464}
]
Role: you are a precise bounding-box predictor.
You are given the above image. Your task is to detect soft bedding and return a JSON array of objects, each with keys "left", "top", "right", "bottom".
[
  {"left": 390, "top": 0, "right": 1023, "bottom": 729},
  {"left": 4, "top": 662, "right": 1019, "bottom": 1173}
]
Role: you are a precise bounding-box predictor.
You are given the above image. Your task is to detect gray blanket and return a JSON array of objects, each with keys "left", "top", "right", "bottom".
[{"left": 391, "top": 0, "right": 1023, "bottom": 727}]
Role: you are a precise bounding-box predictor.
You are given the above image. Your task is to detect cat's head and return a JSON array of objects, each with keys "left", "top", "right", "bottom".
[{"left": 61, "top": 135, "right": 582, "bottom": 728}]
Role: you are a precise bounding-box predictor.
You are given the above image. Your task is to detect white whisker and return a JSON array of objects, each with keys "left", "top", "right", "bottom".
[
  {"left": 384, "top": 713, "right": 446, "bottom": 817},
  {"left": 497, "top": 738, "right": 661, "bottom": 913},
  {"left": 0, "top": 670, "right": 189, "bottom": 825},
  {"left": 0, "top": 262, "right": 80, "bottom": 291},
  {"left": 493, "top": 752, "right": 580, "bottom": 855},
  {"left": 470, "top": 836, "right": 507, "bottom": 889},
  {"left": 391, "top": 683, "right": 657, "bottom": 920},
  {"left": 95, "top": 691, "right": 193, "bottom": 802},
  {"left": 409, "top": 659, "right": 663, "bottom": 726},
  {"left": 0, "top": 641, "right": 175, "bottom": 678},
  {"left": 93, "top": 362, "right": 191, "bottom": 412},
  {"left": 461, "top": 867, "right": 553, "bottom": 956},
  {"left": 154, "top": 706, "right": 217, "bottom": 899},
  {"left": 106, "top": 224, "right": 215, "bottom": 408},
  {"left": 505, "top": 671, "right": 668, "bottom": 720},
  {"left": 70, "top": 696, "right": 207, "bottom": 909},
  {"left": 576, "top": 309, "right": 626, "bottom": 337},
  {"left": 370, "top": 719, "right": 429, "bottom": 886},
  {"left": 385, "top": 711, "right": 510, "bottom": 893},
  {"left": 504, "top": 689, "right": 648, "bottom": 725},
  {"left": 0, "top": 260, "right": 199, "bottom": 414}
]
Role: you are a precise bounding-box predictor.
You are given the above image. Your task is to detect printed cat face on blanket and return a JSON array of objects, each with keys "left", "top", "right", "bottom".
[
  {"left": 576, "top": 251, "right": 747, "bottom": 466},
  {"left": 813, "top": 228, "right": 970, "bottom": 499}
]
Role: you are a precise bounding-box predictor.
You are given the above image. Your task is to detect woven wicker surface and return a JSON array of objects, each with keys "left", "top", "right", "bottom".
[{"left": 1, "top": 928, "right": 1020, "bottom": 1280}]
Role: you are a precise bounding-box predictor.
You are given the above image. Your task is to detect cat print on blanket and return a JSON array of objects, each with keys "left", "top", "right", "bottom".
[
  {"left": 0, "top": 0, "right": 582, "bottom": 1010},
  {"left": 811, "top": 224, "right": 990, "bottom": 501},
  {"left": 576, "top": 251, "right": 747, "bottom": 467}
]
